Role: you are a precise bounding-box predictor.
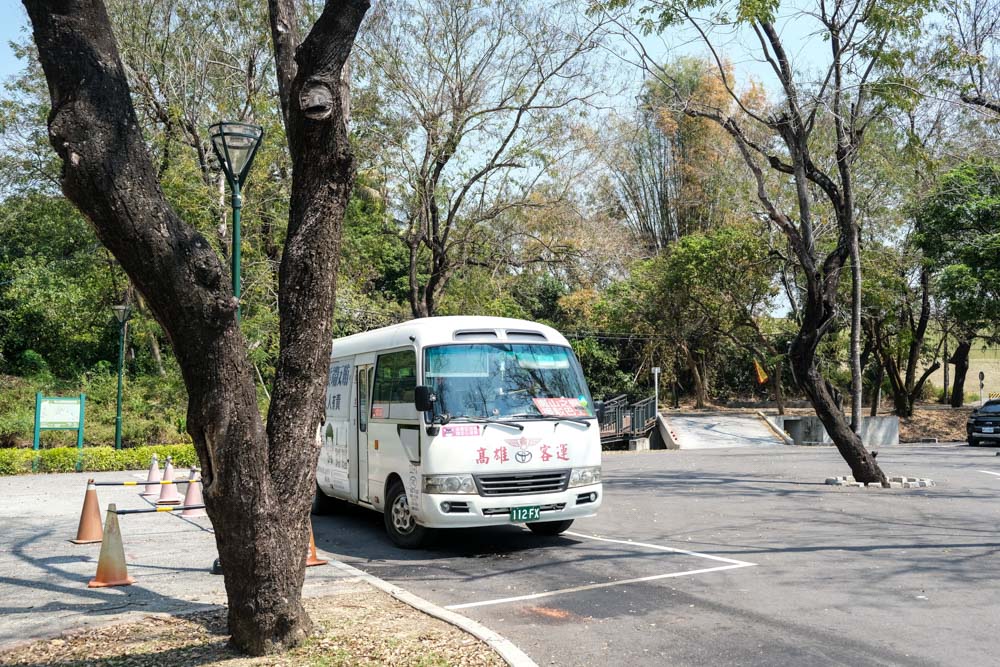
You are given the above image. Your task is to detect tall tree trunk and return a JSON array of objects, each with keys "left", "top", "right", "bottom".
[
  {"left": 870, "top": 363, "right": 884, "bottom": 417},
  {"left": 24, "top": 0, "right": 369, "bottom": 655},
  {"left": 941, "top": 333, "right": 950, "bottom": 404},
  {"left": 770, "top": 359, "right": 785, "bottom": 415},
  {"left": 951, "top": 339, "right": 972, "bottom": 408},
  {"left": 149, "top": 332, "right": 166, "bottom": 377},
  {"left": 849, "top": 225, "right": 862, "bottom": 432}
]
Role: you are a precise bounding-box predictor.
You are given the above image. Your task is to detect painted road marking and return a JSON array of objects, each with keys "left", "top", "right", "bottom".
[
  {"left": 445, "top": 531, "right": 756, "bottom": 611},
  {"left": 978, "top": 470, "right": 1000, "bottom": 478}
]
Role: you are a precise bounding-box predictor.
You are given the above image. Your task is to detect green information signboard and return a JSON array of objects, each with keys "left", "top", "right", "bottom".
[{"left": 33, "top": 393, "right": 86, "bottom": 470}]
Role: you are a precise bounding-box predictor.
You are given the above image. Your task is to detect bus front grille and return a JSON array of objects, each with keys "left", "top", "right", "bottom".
[{"left": 474, "top": 470, "right": 570, "bottom": 496}]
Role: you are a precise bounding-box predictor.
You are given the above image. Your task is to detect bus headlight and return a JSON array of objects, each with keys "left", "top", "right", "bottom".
[
  {"left": 568, "top": 466, "right": 601, "bottom": 487},
  {"left": 423, "top": 474, "right": 477, "bottom": 495}
]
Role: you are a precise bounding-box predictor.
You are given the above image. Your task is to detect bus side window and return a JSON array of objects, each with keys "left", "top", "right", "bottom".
[
  {"left": 372, "top": 349, "right": 418, "bottom": 420},
  {"left": 358, "top": 368, "right": 370, "bottom": 433}
]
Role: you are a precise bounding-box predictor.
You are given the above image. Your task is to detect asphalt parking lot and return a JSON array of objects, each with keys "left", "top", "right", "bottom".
[
  {"left": 316, "top": 444, "right": 1000, "bottom": 667},
  {"left": 3, "top": 444, "right": 1000, "bottom": 666}
]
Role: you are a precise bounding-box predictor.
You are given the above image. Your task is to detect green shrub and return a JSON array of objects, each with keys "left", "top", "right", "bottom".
[
  {"left": 38, "top": 447, "right": 82, "bottom": 472},
  {"left": 0, "top": 449, "right": 34, "bottom": 475},
  {"left": 17, "top": 350, "right": 49, "bottom": 375},
  {"left": 0, "top": 444, "right": 197, "bottom": 475}
]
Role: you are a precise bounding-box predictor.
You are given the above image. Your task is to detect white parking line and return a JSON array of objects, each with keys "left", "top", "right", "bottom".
[
  {"left": 978, "top": 470, "right": 1000, "bottom": 478},
  {"left": 445, "top": 532, "right": 756, "bottom": 611}
]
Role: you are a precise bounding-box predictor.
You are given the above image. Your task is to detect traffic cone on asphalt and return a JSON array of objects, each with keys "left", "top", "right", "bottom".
[
  {"left": 141, "top": 454, "right": 161, "bottom": 497},
  {"left": 181, "top": 468, "right": 206, "bottom": 518},
  {"left": 306, "top": 521, "right": 327, "bottom": 567},
  {"left": 70, "top": 479, "right": 103, "bottom": 544},
  {"left": 156, "top": 456, "right": 181, "bottom": 505},
  {"left": 88, "top": 504, "right": 135, "bottom": 588}
]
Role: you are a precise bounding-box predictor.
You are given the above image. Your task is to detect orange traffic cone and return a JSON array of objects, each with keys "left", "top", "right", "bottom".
[
  {"left": 70, "top": 479, "right": 103, "bottom": 544},
  {"left": 306, "top": 521, "right": 327, "bottom": 567},
  {"left": 181, "top": 468, "right": 206, "bottom": 518},
  {"left": 88, "top": 504, "right": 135, "bottom": 588},
  {"left": 141, "top": 454, "right": 161, "bottom": 497},
  {"left": 156, "top": 456, "right": 181, "bottom": 505}
]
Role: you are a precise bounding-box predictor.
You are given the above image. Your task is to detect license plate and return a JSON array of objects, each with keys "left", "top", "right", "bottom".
[
  {"left": 984, "top": 427, "right": 995, "bottom": 434},
  {"left": 510, "top": 506, "right": 540, "bottom": 522}
]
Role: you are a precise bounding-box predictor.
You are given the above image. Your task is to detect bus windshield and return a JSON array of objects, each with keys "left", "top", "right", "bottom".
[{"left": 424, "top": 344, "right": 594, "bottom": 420}]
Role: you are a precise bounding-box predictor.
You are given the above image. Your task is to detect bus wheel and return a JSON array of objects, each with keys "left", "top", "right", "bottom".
[
  {"left": 384, "top": 481, "right": 429, "bottom": 548},
  {"left": 312, "top": 484, "right": 338, "bottom": 516},
  {"left": 526, "top": 519, "right": 574, "bottom": 536}
]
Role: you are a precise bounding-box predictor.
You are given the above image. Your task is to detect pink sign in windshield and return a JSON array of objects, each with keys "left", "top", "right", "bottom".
[{"left": 532, "top": 397, "right": 589, "bottom": 417}]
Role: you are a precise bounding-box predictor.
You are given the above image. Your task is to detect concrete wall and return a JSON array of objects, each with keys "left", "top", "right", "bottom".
[{"left": 764, "top": 414, "right": 899, "bottom": 447}]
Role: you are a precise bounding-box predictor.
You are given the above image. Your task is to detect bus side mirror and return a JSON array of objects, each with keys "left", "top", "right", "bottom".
[
  {"left": 415, "top": 385, "right": 436, "bottom": 412},
  {"left": 594, "top": 400, "right": 606, "bottom": 422}
]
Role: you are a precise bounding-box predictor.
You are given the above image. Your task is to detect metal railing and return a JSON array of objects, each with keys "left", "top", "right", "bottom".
[{"left": 599, "top": 394, "right": 657, "bottom": 443}]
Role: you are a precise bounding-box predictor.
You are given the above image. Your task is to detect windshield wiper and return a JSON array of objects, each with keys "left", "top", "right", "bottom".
[
  {"left": 449, "top": 416, "right": 524, "bottom": 431},
  {"left": 504, "top": 413, "right": 593, "bottom": 425}
]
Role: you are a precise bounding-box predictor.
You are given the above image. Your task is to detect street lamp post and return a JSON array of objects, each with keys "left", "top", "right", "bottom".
[
  {"left": 209, "top": 122, "right": 264, "bottom": 320},
  {"left": 111, "top": 304, "right": 131, "bottom": 450},
  {"left": 652, "top": 366, "right": 660, "bottom": 413}
]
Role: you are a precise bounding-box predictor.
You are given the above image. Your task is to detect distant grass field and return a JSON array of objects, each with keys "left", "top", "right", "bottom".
[{"left": 926, "top": 345, "right": 1000, "bottom": 404}]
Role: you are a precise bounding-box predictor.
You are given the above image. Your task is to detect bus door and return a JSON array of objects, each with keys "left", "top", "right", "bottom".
[{"left": 355, "top": 364, "right": 374, "bottom": 503}]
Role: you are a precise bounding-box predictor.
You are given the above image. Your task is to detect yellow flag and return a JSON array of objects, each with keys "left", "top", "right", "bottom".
[{"left": 753, "top": 359, "right": 768, "bottom": 385}]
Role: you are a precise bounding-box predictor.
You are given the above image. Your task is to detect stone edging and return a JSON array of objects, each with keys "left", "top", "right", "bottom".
[
  {"left": 825, "top": 476, "right": 935, "bottom": 488},
  {"left": 326, "top": 558, "right": 538, "bottom": 667}
]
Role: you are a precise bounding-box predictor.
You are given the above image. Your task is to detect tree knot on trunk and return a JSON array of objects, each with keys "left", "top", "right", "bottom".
[{"left": 299, "top": 80, "right": 335, "bottom": 121}]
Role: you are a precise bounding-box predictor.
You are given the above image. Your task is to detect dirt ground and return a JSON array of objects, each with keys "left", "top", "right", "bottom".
[
  {"left": 665, "top": 398, "right": 974, "bottom": 443},
  {"left": 0, "top": 589, "right": 504, "bottom": 667},
  {"left": 898, "top": 406, "right": 973, "bottom": 443}
]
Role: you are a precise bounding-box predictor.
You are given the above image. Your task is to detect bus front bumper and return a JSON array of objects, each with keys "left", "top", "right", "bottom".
[{"left": 414, "top": 483, "right": 602, "bottom": 528}]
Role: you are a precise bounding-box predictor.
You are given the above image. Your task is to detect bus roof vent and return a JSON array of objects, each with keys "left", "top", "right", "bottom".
[
  {"left": 506, "top": 330, "right": 547, "bottom": 341},
  {"left": 454, "top": 330, "right": 499, "bottom": 340}
]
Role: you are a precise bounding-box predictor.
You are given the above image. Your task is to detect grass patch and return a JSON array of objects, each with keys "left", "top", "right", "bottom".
[{"left": 0, "top": 372, "right": 189, "bottom": 449}]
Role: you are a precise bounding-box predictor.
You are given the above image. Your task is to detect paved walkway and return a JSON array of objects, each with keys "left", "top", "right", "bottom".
[
  {"left": 0, "top": 470, "right": 364, "bottom": 649},
  {"left": 664, "top": 412, "right": 785, "bottom": 449}
]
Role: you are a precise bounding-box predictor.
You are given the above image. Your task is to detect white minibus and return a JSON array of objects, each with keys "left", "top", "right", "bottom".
[{"left": 314, "top": 316, "right": 603, "bottom": 547}]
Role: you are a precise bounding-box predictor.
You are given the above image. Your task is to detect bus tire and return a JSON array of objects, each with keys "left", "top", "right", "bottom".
[
  {"left": 526, "top": 519, "right": 574, "bottom": 536},
  {"left": 312, "top": 483, "right": 338, "bottom": 516},
  {"left": 384, "top": 480, "right": 429, "bottom": 548}
]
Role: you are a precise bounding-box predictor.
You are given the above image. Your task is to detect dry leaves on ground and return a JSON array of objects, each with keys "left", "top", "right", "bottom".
[
  {"left": 0, "top": 589, "right": 505, "bottom": 667},
  {"left": 899, "top": 407, "right": 972, "bottom": 443}
]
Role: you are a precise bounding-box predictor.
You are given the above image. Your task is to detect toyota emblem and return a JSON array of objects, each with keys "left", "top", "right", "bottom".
[{"left": 514, "top": 450, "right": 532, "bottom": 463}]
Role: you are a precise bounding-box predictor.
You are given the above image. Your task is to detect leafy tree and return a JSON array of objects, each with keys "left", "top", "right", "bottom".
[
  {"left": 605, "top": 57, "right": 748, "bottom": 251},
  {"left": 915, "top": 160, "right": 1000, "bottom": 406},
  {"left": 861, "top": 242, "right": 941, "bottom": 417},
  {"left": 357, "top": 0, "right": 609, "bottom": 317},
  {"left": 658, "top": 223, "right": 786, "bottom": 410},
  {"left": 597, "top": 0, "right": 934, "bottom": 484}
]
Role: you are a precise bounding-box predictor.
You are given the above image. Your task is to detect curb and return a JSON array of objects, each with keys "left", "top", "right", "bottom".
[
  {"left": 326, "top": 558, "right": 538, "bottom": 667},
  {"left": 755, "top": 411, "right": 795, "bottom": 446}
]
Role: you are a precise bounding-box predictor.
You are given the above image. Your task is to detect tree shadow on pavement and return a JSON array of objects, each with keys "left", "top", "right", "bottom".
[{"left": 0, "top": 527, "right": 222, "bottom": 647}]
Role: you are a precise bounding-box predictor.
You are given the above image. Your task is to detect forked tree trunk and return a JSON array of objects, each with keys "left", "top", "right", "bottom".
[
  {"left": 790, "top": 327, "right": 886, "bottom": 485},
  {"left": 683, "top": 344, "right": 708, "bottom": 409},
  {"left": 24, "top": 0, "right": 368, "bottom": 654}
]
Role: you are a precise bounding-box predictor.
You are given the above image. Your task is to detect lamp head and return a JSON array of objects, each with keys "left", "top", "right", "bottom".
[
  {"left": 112, "top": 304, "right": 131, "bottom": 324},
  {"left": 209, "top": 121, "right": 264, "bottom": 186}
]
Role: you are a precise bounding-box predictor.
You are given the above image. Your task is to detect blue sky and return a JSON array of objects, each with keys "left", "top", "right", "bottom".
[
  {"left": 0, "top": 5, "right": 28, "bottom": 83},
  {"left": 0, "top": 2, "right": 826, "bottom": 97}
]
